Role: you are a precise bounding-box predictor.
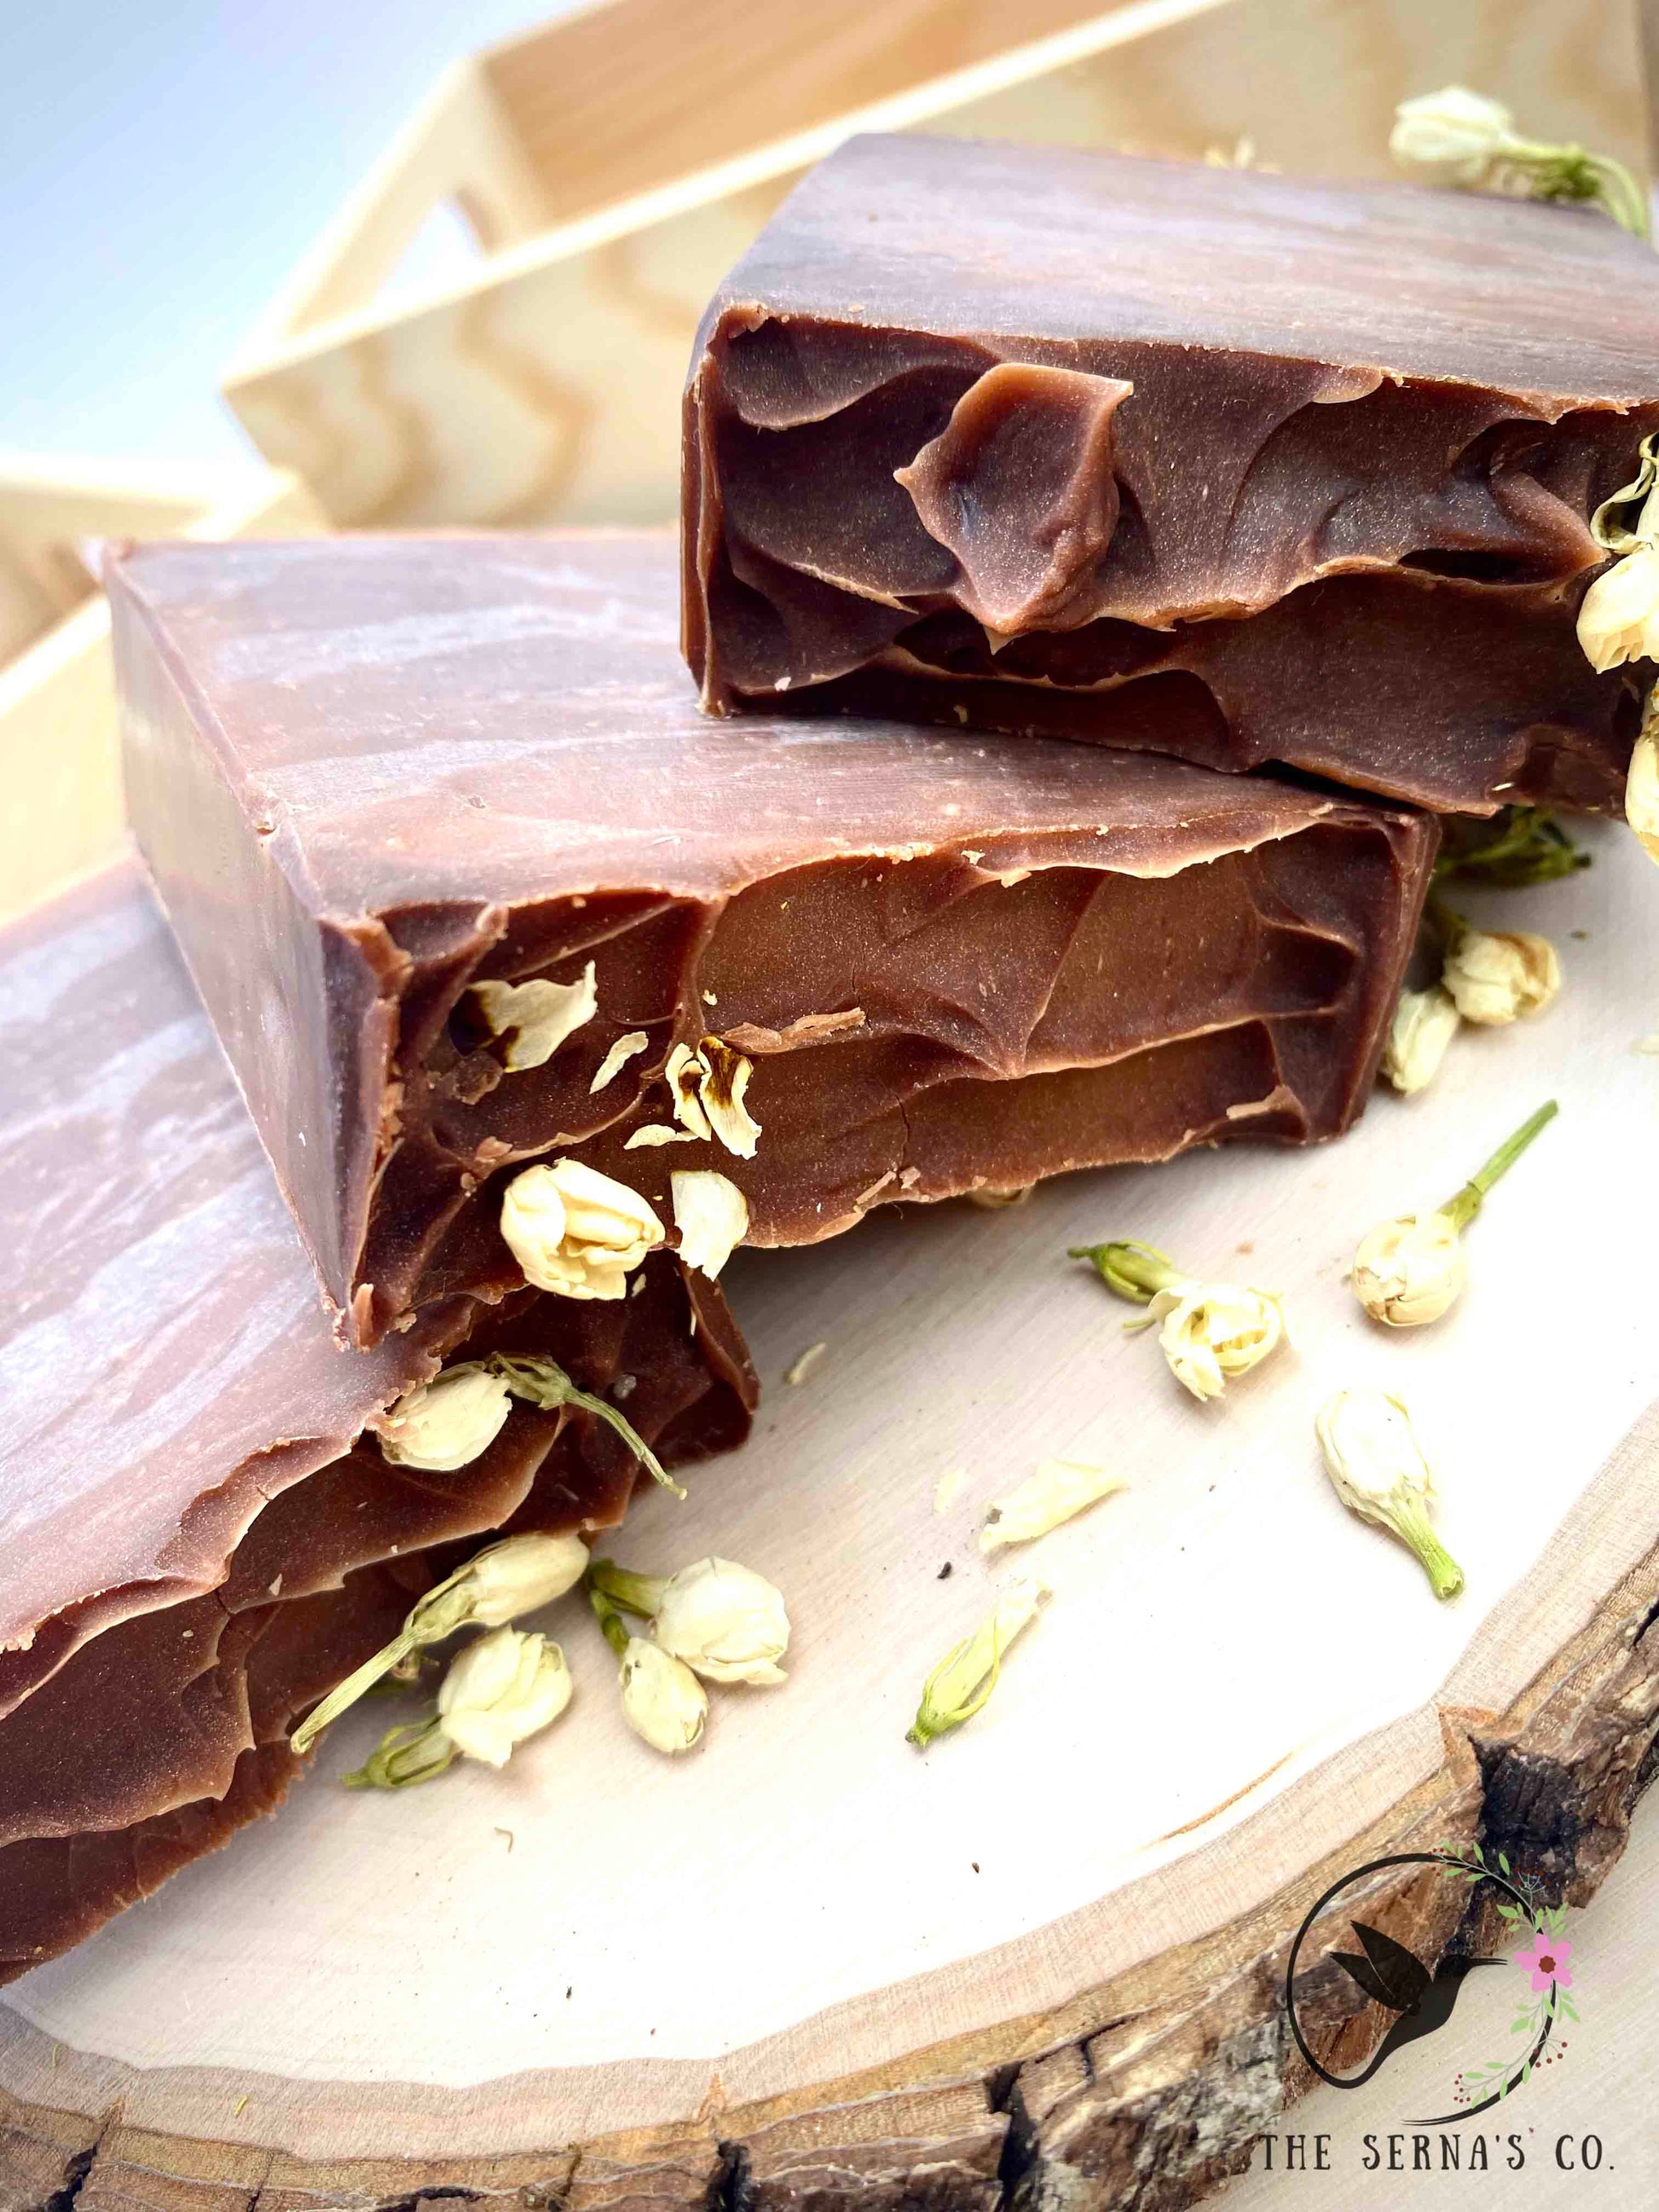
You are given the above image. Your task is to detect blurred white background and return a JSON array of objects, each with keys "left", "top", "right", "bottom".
[{"left": 2, "top": 0, "right": 570, "bottom": 465}]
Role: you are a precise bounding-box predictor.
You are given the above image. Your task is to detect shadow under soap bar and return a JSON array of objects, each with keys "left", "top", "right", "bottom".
[
  {"left": 111, "top": 533, "right": 1434, "bottom": 1350},
  {"left": 684, "top": 134, "right": 1659, "bottom": 813},
  {"left": 0, "top": 869, "right": 753, "bottom": 1981}
]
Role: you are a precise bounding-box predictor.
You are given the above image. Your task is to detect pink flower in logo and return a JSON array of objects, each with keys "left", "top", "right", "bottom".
[{"left": 1514, "top": 1932, "right": 1573, "bottom": 1993}]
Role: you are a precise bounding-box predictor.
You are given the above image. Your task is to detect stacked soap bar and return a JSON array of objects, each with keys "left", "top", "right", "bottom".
[
  {"left": 0, "top": 870, "right": 754, "bottom": 1981},
  {"left": 685, "top": 134, "right": 1659, "bottom": 815},
  {"left": 109, "top": 534, "right": 1435, "bottom": 1349}
]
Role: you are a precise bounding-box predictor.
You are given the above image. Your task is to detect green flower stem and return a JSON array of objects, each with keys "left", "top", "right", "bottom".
[
  {"left": 587, "top": 1558, "right": 670, "bottom": 1619},
  {"left": 1394, "top": 1503, "right": 1465, "bottom": 1602},
  {"left": 1441, "top": 1100, "right": 1559, "bottom": 1232},
  {"left": 289, "top": 1550, "right": 490, "bottom": 1753},
  {"left": 1435, "top": 807, "right": 1590, "bottom": 887},
  {"left": 1503, "top": 139, "right": 1650, "bottom": 237},
  {"left": 491, "top": 1354, "right": 684, "bottom": 1498},
  {"left": 588, "top": 1581, "right": 633, "bottom": 1660},
  {"left": 1068, "top": 1239, "right": 1187, "bottom": 1305},
  {"left": 343, "top": 1717, "right": 455, "bottom": 1791}
]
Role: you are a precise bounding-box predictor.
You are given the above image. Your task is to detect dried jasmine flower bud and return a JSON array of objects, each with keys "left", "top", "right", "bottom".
[
  {"left": 345, "top": 1626, "right": 573, "bottom": 1789},
  {"left": 1315, "top": 1389, "right": 1463, "bottom": 1601},
  {"left": 1069, "top": 1240, "right": 1286, "bottom": 1401},
  {"left": 906, "top": 1575, "right": 1049, "bottom": 1748},
  {"left": 1390, "top": 87, "right": 1649, "bottom": 234},
  {"left": 671, "top": 1168, "right": 749, "bottom": 1278},
  {"left": 1352, "top": 1100, "right": 1558, "bottom": 1329},
  {"left": 436, "top": 1626, "right": 572, "bottom": 1766},
  {"left": 590, "top": 1555, "right": 790, "bottom": 1684},
  {"left": 1627, "top": 719, "right": 1659, "bottom": 865},
  {"left": 589, "top": 1031, "right": 650, "bottom": 1094},
  {"left": 470, "top": 964, "right": 598, "bottom": 1071},
  {"left": 377, "top": 1365, "right": 512, "bottom": 1470},
  {"left": 1438, "top": 915, "right": 1560, "bottom": 1025},
  {"left": 591, "top": 1586, "right": 708, "bottom": 1753},
  {"left": 979, "top": 1459, "right": 1126, "bottom": 1552},
  {"left": 1578, "top": 543, "right": 1659, "bottom": 673},
  {"left": 1380, "top": 986, "right": 1461, "bottom": 1097},
  {"left": 500, "top": 1158, "right": 663, "bottom": 1298},
  {"left": 291, "top": 1530, "right": 588, "bottom": 1753}
]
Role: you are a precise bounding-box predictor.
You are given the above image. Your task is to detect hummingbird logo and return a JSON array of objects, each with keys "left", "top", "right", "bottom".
[
  {"left": 1328, "top": 1918, "right": 1504, "bottom": 2082},
  {"left": 1285, "top": 1845, "right": 1581, "bottom": 2125}
]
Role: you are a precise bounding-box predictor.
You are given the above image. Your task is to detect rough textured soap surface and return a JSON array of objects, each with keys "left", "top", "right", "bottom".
[
  {"left": 683, "top": 134, "right": 1659, "bottom": 811},
  {"left": 110, "top": 533, "right": 1436, "bottom": 1351},
  {"left": 0, "top": 869, "right": 754, "bottom": 1981}
]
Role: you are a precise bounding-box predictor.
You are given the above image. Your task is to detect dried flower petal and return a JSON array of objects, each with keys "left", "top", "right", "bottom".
[
  {"left": 979, "top": 1459, "right": 1126, "bottom": 1551},
  {"left": 1315, "top": 1389, "right": 1463, "bottom": 1601},
  {"left": 624, "top": 1122, "right": 701, "bottom": 1148},
  {"left": 377, "top": 1366, "right": 512, "bottom": 1470},
  {"left": 906, "top": 1576, "right": 1049, "bottom": 1747},
  {"left": 1442, "top": 927, "right": 1559, "bottom": 1025},
  {"left": 672, "top": 1169, "right": 748, "bottom": 1278},
  {"left": 471, "top": 965, "right": 598, "bottom": 1071},
  {"left": 590, "top": 1031, "right": 650, "bottom": 1094},
  {"left": 697, "top": 1037, "right": 762, "bottom": 1157},
  {"left": 1381, "top": 986, "right": 1460, "bottom": 1096},
  {"left": 500, "top": 1158, "right": 663, "bottom": 1297}
]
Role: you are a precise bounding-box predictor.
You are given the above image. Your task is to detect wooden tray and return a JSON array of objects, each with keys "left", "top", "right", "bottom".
[
  {"left": 0, "top": 468, "right": 326, "bottom": 923},
  {"left": 220, "top": 0, "right": 1650, "bottom": 534},
  {"left": 3, "top": 823, "right": 1656, "bottom": 2212}
]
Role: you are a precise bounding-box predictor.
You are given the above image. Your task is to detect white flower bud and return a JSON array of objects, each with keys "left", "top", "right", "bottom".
[
  {"left": 1315, "top": 1389, "right": 1463, "bottom": 1600},
  {"left": 471, "top": 964, "right": 598, "bottom": 1071},
  {"left": 907, "top": 1575, "right": 1049, "bottom": 1747},
  {"left": 436, "top": 1626, "right": 572, "bottom": 1766},
  {"left": 1442, "top": 927, "right": 1559, "bottom": 1025},
  {"left": 619, "top": 1637, "right": 708, "bottom": 1753},
  {"left": 979, "top": 1459, "right": 1127, "bottom": 1552},
  {"left": 1352, "top": 1211, "right": 1466, "bottom": 1327},
  {"left": 671, "top": 1169, "right": 749, "bottom": 1278},
  {"left": 1627, "top": 726, "right": 1659, "bottom": 864},
  {"left": 1147, "top": 1281, "right": 1286, "bottom": 1402},
  {"left": 377, "top": 1366, "right": 512, "bottom": 1470},
  {"left": 1380, "top": 986, "right": 1461, "bottom": 1096},
  {"left": 500, "top": 1158, "right": 663, "bottom": 1298},
  {"left": 1390, "top": 86, "right": 1515, "bottom": 182},
  {"left": 651, "top": 1556, "right": 789, "bottom": 1684},
  {"left": 453, "top": 1531, "right": 590, "bottom": 1627},
  {"left": 1576, "top": 546, "right": 1659, "bottom": 673}
]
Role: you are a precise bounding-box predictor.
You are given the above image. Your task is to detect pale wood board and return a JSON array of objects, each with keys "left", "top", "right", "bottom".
[
  {"left": 221, "top": 0, "right": 1648, "bottom": 531},
  {"left": 1, "top": 822, "right": 1656, "bottom": 2205},
  {"left": 0, "top": 470, "right": 328, "bottom": 923}
]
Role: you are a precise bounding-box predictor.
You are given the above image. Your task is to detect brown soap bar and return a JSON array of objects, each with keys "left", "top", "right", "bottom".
[
  {"left": 683, "top": 134, "right": 1659, "bottom": 812},
  {"left": 111, "top": 533, "right": 1434, "bottom": 1352},
  {"left": 0, "top": 869, "right": 754, "bottom": 1982}
]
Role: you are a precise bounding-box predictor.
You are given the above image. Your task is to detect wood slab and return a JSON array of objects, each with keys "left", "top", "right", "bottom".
[{"left": 3, "top": 823, "right": 1658, "bottom": 2212}]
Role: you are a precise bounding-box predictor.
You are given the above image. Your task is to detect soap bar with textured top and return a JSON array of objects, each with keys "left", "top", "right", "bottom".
[
  {"left": 111, "top": 533, "right": 1434, "bottom": 1351},
  {"left": 0, "top": 868, "right": 753, "bottom": 1981},
  {"left": 683, "top": 133, "right": 1659, "bottom": 813}
]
